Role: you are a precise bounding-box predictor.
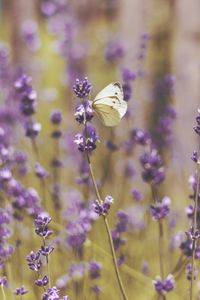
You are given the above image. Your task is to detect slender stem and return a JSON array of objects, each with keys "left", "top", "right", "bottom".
[
  {"left": 1, "top": 286, "right": 7, "bottom": 300},
  {"left": 40, "top": 179, "right": 46, "bottom": 209},
  {"left": 31, "top": 138, "right": 40, "bottom": 162},
  {"left": 43, "top": 238, "right": 51, "bottom": 288},
  {"left": 190, "top": 165, "right": 200, "bottom": 300},
  {"left": 104, "top": 216, "right": 129, "bottom": 300},
  {"left": 151, "top": 185, "right": 165, "bottom": 300},
  {"left": 158, "top": 220, "right": 165, "bottom": 280},
  {"left": 85, "top": 149, "right": 128, "bottom": 300}
]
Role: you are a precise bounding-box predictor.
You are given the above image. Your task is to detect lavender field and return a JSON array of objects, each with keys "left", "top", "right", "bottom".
[{"left": 1, "top": 1, "right": 200, "bottom": 299}]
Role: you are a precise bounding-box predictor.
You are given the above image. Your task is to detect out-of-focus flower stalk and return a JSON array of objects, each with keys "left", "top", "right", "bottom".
[
  {"left": 190, "top": 163, "right": 200, "bottom": 300},
  {"left": 0, "top": 285, "right": 7, "bottom": 300},
  {"left": 151, "top": 186, "right": 166, "bottom": 300}
]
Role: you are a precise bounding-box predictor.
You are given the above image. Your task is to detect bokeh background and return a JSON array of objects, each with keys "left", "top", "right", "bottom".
[{"left": 0, "top": 0, "right": 200, "bottom": 299}]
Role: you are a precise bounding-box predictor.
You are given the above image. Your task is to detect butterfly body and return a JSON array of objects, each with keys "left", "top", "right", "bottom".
[{"left": 91, "top": 82, "right": 127, "bottom": 126}]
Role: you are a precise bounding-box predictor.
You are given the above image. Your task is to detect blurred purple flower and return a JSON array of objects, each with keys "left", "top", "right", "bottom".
[
  {"left": 153, "top": 274, "right": 174, "bottom": 295},
  {"left": 105, "top": 40, "right": 125, "bottom": 62},
  {"left": 14, "top": 286, "right": 28, "bottom": 296},
  {"left": 150, "top": 197, "right": 171, "bottom": 220}
]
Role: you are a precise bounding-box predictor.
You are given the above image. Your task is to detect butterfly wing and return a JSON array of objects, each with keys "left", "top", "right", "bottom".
[
  {"left": 94, "top": 82, "right": 124, "bottom": 102},
  {"left": 92, "top": 82, "right": 127, "bottom": 127},
  {"left": 93, "top": 103, "right": 121, "bottom": 126}
]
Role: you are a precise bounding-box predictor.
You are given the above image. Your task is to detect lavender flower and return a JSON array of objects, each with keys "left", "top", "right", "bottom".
[
  {"left": 35, "top": 214, "right": 53, "bottom": 238},
  {"left": 35, "top": 275, "right": 49, "bottom": 287},
  {"left": 14, "top": 286, "right": 28, "bottom": 296},
  {"left": 140, "top": 148, "right": 165, "bottom": 185},
  {"left": 131, "top": 189, "right": 143, "bottom": 201},
  {"left": 0, "top": 206, "right": 14, "bottom": 267},
  {"left": 34, "top": 162, "right": 48, "bottom": 179},
  {"left": 24, "top": 121, "right": 41, "bottom": 138},
  {"left": 42, "top": 286, "right": 68, "bottom": 300},
  {"left": 191, "top": 150, "right": 198, "bottom": 163},
  {"left": 0, "top": 276, "right": 7, "bottom": 287},
  {"left": 51, "top": 111, "right": 62, "bottom": 125},
  {"left": 105, "top": 40, "right": 125, "bottom": 62},
  {"left": 122, "top": 83, "right": 132, "bottom": 101},
  {"left": 21, "top": 20, "right": 40, "bottom": 51},
  {"left": 122, "top": 68, "right": 137, "bottom": 82},
  {"left": 89, "top": 261, "right": 102, "bottom": 279},
  {"left": 73, "top": 77, "right": 92, "bottom": 98},
  {"left": 193, "top": 109, "right": 200, "bottom": 156},
  {"left": 14, "top": 73, "right": 37, "bottom": 116},
  {"left": 153, "top": 274, "right": 174, "bottom": 295},
  {"left": 74, "top": 124, "right": 98, "bottom": 153},
  {"left": 74, "top": 101, "right": 93, "bottom": 124},
  {"left": 26, "top": 250, "right": 42, "bottom": 271},
  {"left": 65, "top": 221, "right": 87, "bottom": 250},
  {"left": 150, "top": 197, "right": 171, "bottom": 220},
  {"left": 154, "top": 105, "right": 176, "bottom": 148},
  {"left": 131, "top": 129, "right": 151, "bottom": 146},
  {"left": 93, "top": 195, "right": 114, "bottom": 216},
  {"left": 186, "top": 263, "right": 198, "bottom": 281}
]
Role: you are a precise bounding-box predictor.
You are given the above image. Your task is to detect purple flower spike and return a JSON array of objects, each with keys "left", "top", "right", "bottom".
[
  {"left": 0, "top": 276, "right": 7, "bottom": 287},
  {"left": 140, "top": 148, "right": 165, "bottom": 185},
  {"left": 153, "top": 274, "right": 174, "bottom": 295},
  {"left": 35, "top": 214, "right": 53, "bottom": 238},
  {"left": 75, "top": 101, "right": 93, "bottom": 124},
  {"left": 186, "top": 263, "right": 198, "bottom": 281},
  {"left": 34, "top": 162, "right": 48, "bottom": 179},
  {"left": 14, "top": 286, "right": 28, "bottom": 296},
  {"left": 191, "top": 150, "right": 198, "bottom": 163},
  {"left": 35, "top": 275, "right": 49, "bottom": 287},
  {"left": 150, "top": 197, "right": 171, "bottom": 220},
  {"left": 50, "top": 111, "right": 62, "bottom": 125},
  {"left": 42, "top": 286, "right": 59, "bottom": 300},
  {"left": 89, "top": 261, "right": 102, "bottom": 279},
  {"left": 14, "top": 73, "right": 31, "bottom": 91},
  {"left": 122, "top": 83, "right": 132, "bottom": 101},
  {"left": 132, "top": 189, "right": 143, "bottom": 201},
  {"left": 40, "top": 245, "right": 54, "bottom": 256},
  {"left": 25, "top": 121, "right": 41, "bottom": 138},
  {"left": 73, "top": 77, "right": 92, "bottom": 98},
  {"left": 74, "top": 124, "right": 98, "bottom": 153},
  {"left": 26, "top": 250, "right": 42, "bottom": 271},
  {"left": 105, "top": 41, "right": 125, "bottom": 62},
  {"left": 93, "top": 195, "right": 114, "bottom": 216},
  {"left": 14, "top": 73, "right": 38, "bottom": 116},
  {"left": 122, "top": 68, "right": 137, "bottom": 82},
  {"left": 131, "top": 129, "right": 151, "bottom": 146},
  {"left": 193, "top": 108, "right": 200, "bottom": 136}
]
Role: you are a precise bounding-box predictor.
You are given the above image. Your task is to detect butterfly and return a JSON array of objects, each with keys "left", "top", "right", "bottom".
[{"left": 91, "top": 82, "right": 127, "bottom": 127}]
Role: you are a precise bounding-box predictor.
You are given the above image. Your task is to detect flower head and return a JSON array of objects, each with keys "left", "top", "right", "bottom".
[
  {"left": 150, "top": 197, "right": 171, "bottom": 220},
  {"left": 153, "top": 274, "right": 174, "bottom": 295},
  {"left": 14, "top": 286, "right": 28, "bottom": 296},
  {"left": 73, "top": 77, "right": 92, "bottom": 98}
]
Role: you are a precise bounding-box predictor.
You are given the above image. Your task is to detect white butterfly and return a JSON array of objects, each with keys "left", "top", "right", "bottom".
[{"left": 91, "top": 82, "right": 127, "bottom": 127}]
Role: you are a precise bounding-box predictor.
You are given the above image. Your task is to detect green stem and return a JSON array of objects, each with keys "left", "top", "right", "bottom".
[
  {"left": 158, "top": 220, "right": 165, "bottom": 280},
  {"left": 190, "top": 165, "right": 200, "bottom": 300},
  {"left": 104, "top": 216, "right": 129, "bottom": 300},
  {"left": 151, "top": 186, "right": 166, "bottom": 300},
  {"left": 31, "top": 138, "right": 40, "bottom": 162},
  {"left": 85, "top": 151, "right": 128, "bottom": 300},
  {"left": 43, "top": 238, "right": 51, "bottom": 288},
  {"left": 1, "top": 285, "right": 7, "bottom": 300}
]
